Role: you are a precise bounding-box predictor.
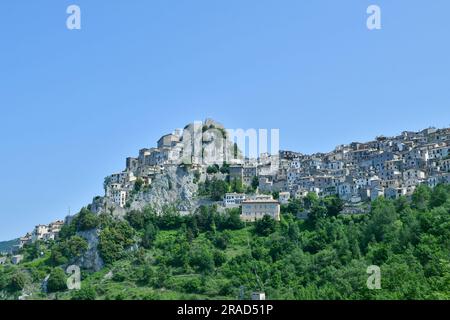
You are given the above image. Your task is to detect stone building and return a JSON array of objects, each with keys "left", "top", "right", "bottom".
[{"left": 241, "top": 195, "right": 280, "bottom": 222}]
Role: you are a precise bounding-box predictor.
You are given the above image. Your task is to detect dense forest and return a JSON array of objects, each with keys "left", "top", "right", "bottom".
[{"left": 1, "top": 184, "right": 449, "bottom": 300}]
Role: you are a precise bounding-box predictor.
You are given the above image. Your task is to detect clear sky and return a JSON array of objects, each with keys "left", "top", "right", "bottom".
[{"left": 1, "top": 0, "right": 449, "bottom": 241}]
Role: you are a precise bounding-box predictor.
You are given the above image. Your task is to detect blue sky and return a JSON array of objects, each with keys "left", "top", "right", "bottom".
[{"left": 1, "top": 0, "right": 449, "bottom": 240}]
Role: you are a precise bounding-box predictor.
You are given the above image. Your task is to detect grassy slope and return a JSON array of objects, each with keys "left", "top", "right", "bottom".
[{"left": 50, "top": 227, "right": 253, "bottom": 300}]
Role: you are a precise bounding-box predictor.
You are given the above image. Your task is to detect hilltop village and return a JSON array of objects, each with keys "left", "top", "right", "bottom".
[
  {"left": 2, "top": 120, "right": 450, "bottom": 301},
  {"left": 102, "top": 120, "right": 450, "bottom": 218},
  {"left": 9, "top": 120, "right": 450, "bottom": 250}
]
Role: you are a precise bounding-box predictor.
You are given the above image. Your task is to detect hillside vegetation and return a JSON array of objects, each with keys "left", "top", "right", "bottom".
[
  {"left": 1, "top": 184, "right": 449, "bottom": 300},
  {"left": 0, "top": 239, "right": 18, "bottom": 254}
]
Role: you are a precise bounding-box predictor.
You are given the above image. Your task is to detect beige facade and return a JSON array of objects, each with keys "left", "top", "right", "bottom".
[{"left": 241, "top": 195, "right": 280, "bottom": 222}]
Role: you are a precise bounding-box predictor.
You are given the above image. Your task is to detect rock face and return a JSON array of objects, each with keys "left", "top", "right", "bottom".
[
  {"left": 75, "top": 229, "right": 104, "bottom": 272},
  {"left": 131, "top": 165, "right": 198, "bottom": 214},
  {"left": 75, "top": 118, "right": 242, "bottom": 270}
]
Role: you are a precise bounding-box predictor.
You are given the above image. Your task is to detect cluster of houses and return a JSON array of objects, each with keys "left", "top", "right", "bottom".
[
  {"left": 8, "top": 220, "right": 65, "bottom": 256},
  {"left": 104, "top": 129, "right": 186, "bottom": 208},
  {"left": 223, "top": 127, "right": 450, "bottom": 206},
  {"left": 4, "top": 124, "right": 448, "bottom": 265},
  {"left": 1, "top": 220, "right": 64, "bottom": 264},
  {"left": 272, "top": 127, "right": 450, "bottom": 203},
  {"left": 102, "top": 123, "right": 450, "bottom": 221}
]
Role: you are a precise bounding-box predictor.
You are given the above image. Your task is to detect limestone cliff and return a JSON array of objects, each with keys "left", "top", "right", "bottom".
[{"left": 130, "top": 165, "right": 199, "bottom": 214}]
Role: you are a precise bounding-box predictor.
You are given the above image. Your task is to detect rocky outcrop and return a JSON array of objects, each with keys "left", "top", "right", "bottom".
[
  {"left": 130, "top": 165, "right": 198, "bottom": 214},
  {"left": 75, "top": 229, "right": 104, "bottom": 272}
]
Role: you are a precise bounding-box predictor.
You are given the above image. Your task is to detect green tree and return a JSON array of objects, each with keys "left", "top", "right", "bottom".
[
  {"left": 23, "top": 241, "right": 44, "bottom": 261},
  {"left": 412, "top": 184, "right": 431, "bottom": 211},
  {"left": 223, "top": 208, "right": 244, "bottom": 230},
  {"left": 324, "top": 195, "right": 344, "bottom": 217},
  {"left": 304, "top": 192, "right": 319, "bottom": 209},
  {"left": 142, "top": 223, "right": 158, "bottom": 249},
  {"left": 231, "top": 178, "right": 244, "bottom": 193},
  {"left": 139, "top": 265, "right": 155, "bottom": 285},
  {"left": 206, "top": 165, "right": 219, "bottom": 174},
  {"left": 210, "top": 178, "right": 229, "bottom": 201},
  {"left": 158, "top": 206, "right": 183, "bottom": 229},
  {"left": 189, "top": 245, "right": 215, "bottom": 273},
  {"left": 71, "top": 285, "right": 97, "bottom": 300},
  {"left": 213, "top": 250, "right": 227, "bottom": 267},
  {"left": 430, "top": 184, "right": 449, "bottom": 208},
  {"left": 220, "top": 163, "right": 230, "bottom": 174},
  {"left": 286, "top": 198, "right": 303, "bottom": 215},
  {"left": 126, "top": 210, "right": 146, "bottom": 230},
  {"left": 213, "top": 231, "right": 231, "bottom": 249},
  {"left": 308, "top": 204, "right": 327, "bottom": 224},
  {"left": 254, "top": 215, "right": 276, "bottom": 236},
  {"left": 98, "top": 221, "right": 135, "bottom": 264},
  {"left": 47, "top": 268, "right": 67, "bottom": 293},
  {"left": 50, "top": 236, "right": 88, "bottom": 266},
  {"left": 9, "top": 271, "right": 27, "bottom": 292},
  {"left": 364, "top": 198, "right": 399, "bottom": 246},
  {"left": 251, "top": 176, "right": 259, "bottom": 190},
  {"left": 77, "top": 208, "right": 99, "bottom": 231}
]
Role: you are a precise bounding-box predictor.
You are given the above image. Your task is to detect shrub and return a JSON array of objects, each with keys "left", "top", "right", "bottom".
[
  {"left": 98, "top": 221, "right": 135, "bottom": 264},
  {"left": 254, "top": 215, "right": 276, "bottom": 236},
  {"left": 213, "top": 250, "right": 227, "bottom": 267},
  {"left": 77, "top": 208, "right": 99, "bottom": 231},
  {"left": 142, "top": 223, "right": 158, "bottom": 249},
  {"left": 9, "top": 271, "right": 27, "bottom": 292},
  {"left": 71, "top": 285, "right": 96, "bottom": 300},
  {"left": 207, "top": 165, "right": 219, "bottom": 174},
  {"left": 47, "top": 268, "right": 67, "bottom": 293},
  {"left": 189, "top": 246, "right": 215, "bottom": 273},
  {"left": 49, "top": 236, "right": 88, "bottom": 266},
  {"left": 210, "top": 178, "right": 229, "bottom": 201}
]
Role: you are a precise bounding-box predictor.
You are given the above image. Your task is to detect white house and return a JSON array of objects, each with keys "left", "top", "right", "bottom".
[
  {"left": 223, "top": 193, "right": 246, "bottom": 207},
  {"left": 429, "top": 146, "right": 449, "bottom": 160},
  {"left": 112, "top": 190, "right": 128, "bottom": 208},
  {"left": 403, "top": 169, "right": 426, "bottom": 182}
]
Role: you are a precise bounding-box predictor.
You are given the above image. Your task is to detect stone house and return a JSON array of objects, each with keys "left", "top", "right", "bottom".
[
  {"left": 243, "top": 165, "right": 257, "bottom": 186},
  {"left": 241, "top": 195, "right": 280, "bottom": 222},
  {"left": 11, "top": 255, "right": 23, "bottom": 265},
  {"left": 223, "top": 193, "right": 246, "bottom": 207}
]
